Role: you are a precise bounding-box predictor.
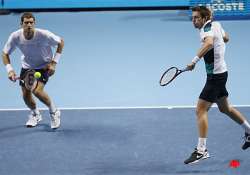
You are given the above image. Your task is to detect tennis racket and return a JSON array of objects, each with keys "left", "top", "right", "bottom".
[
  {"left": 15, "top": 69, "right": 38, "bottom": 91},
  {"left": 159, "top": 67, "right": 189, "bottom": 86}
]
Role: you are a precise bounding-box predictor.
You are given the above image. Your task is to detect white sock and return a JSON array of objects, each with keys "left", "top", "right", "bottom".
[
  {"left": 49, "top": 101, "right": 57, "bottom": 114},
  {"left": 241, "top": 120, "right": 250, "bottom": 134},
  {"left": 31, "top": 108, "right": 40, "bottom": 115},
  {"left": 197, "top": 137, "right": 207, "bottom": 152}
]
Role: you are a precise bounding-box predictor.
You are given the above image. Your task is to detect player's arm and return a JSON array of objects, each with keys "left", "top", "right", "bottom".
[
  {"left": 47, "top": 38, "right": 64, "bottom": 76},
  {"left": 51, "top": 38, "right": 64, "bottom": 64},
  {"left": 56, "top": 38, "right": 64, "bottom": 54},
  {"left": 196, "top": 36, "right": 214, "bottom": 58},
  {"left": 220, "top": 24, "right": 229, "bottom": 43},
  {"left": 187, "top": 36, "right": 214, "bottom": 70},
  {"left": 2, "top": 32, "right": 17, "bottom": 81},
  {"left": 2, "top": 52, "right": 16, "bottom": 81}
]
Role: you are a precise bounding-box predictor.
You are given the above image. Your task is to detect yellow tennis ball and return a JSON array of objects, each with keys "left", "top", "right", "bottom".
[{"left": 34, "top": 72, "right": 41, "bottom": 79}]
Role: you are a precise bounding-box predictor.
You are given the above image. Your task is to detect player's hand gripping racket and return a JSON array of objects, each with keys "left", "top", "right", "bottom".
[
  {"left": 159, "top": 67, "right": 189, "bottom": 86},
  {"left": 15, "top": 70, "right": 38, "bottom": 91}
]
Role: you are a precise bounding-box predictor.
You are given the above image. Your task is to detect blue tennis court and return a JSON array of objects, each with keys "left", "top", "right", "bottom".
[{"left": 0, "top": 107, "right": 249, "bottom": 175}]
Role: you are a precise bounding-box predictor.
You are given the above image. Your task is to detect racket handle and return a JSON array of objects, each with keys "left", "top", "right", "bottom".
[
  {"left": 13, "top": 77, "right": 24, "bottom": 83},
  {"left": 14, "top": 77, "right": 20, "bottom": 81},
  {"left": 181, "top": 67, "right": 189, "bottom": 72}
]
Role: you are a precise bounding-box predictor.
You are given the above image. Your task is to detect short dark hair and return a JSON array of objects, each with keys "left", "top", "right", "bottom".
[
  {"left": 21, "top": 12, "right": 35, "bottom": 24},
  {"left": 191, "top": 6, "right": 212, "bottom": 21}
]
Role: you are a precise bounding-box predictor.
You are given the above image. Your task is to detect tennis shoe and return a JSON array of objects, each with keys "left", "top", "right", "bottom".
[
  {"left": 184, "top": 148, "right": 210, "bottom": 164},
  {"left": 26, "top": 112, "right": 42, "bottom": 127},
  {"left": 50, "top": 109, "right": 61, "bottom": 129},
  {"left": 242, "top": 132, "right": 250, "bottom": 150}
]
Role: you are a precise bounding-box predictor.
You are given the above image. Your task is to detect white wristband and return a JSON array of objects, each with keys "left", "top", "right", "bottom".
[
  {"left": 191, "top": 56, "right": 201, "bottom": 64},
  {"left": 52, "top": 53, "right": 61, "bottom": 63},
  {"left": 5, "top": 64, "right": 14, "bottom": 73}
]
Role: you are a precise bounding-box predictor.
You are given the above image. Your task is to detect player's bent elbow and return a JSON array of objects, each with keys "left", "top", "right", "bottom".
[
  {"left": 2, "top": 52, "right": 9, "bottom": 63},
  {"left": 223, "top": 33, "right": 229, "bottom": 43},
  {"left": 60, "top": 38, "right": 64, "bottom": 48},
  {"left": 223, "top": 36, "right": 229, "bottom": 43},
  {"left": 2, "top": 52, "right": 7, "bottom": 58}
]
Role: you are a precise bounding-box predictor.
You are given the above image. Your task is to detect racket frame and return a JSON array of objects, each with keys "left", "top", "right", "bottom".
[
  {"left": 15, "top": 69, "right": 38, "bottom": 91},
  {"left": 159, "top": 66, "right": 188, "bottom": 86}
]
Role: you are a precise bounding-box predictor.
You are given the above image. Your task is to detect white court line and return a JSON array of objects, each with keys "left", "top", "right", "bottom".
[{"left": 0, "top": 104, "right": 249, "bottom": 111}]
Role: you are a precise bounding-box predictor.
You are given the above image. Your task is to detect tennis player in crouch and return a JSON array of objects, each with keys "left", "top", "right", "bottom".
[
  {"left": 2, "top": 12, "right": 64, "bottom": 129},
  {"left": 184, "top": 6, "right": 250, "bottom": 164}
]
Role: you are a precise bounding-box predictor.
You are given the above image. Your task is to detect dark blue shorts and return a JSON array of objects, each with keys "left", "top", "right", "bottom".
[
  {"left": 199, "top": 72, "right": 229, "bottom": 103},
  {"left": 19, "top": 68, "right": 49, "bottom": 87}
]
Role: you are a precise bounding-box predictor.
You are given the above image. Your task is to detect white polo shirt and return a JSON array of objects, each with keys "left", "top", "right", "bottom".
[
  {"left": 3, "top": 28, "right": 61, "bottom": 69},
  {"left": 199, "top": 20, "right": 227, "bottom": 75}
]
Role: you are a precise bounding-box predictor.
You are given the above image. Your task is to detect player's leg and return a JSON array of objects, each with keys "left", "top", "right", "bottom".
[
  {"left": 184, "top": 99, "right": 212, "bottom": 164},
  {"left": 196, "top": 99, "right": 213, "bottom": 138},
  {"left": 20, "top": 68, "right": 42, "bottom": 127},
  {"left": 32, "top": 82, "right": 55, "bottom": 111},
  {"left": 32, "top": 79, "right": 60, "bottom": 129},
  {"left": 22, "top": 86, "right": 36, "bottom": 110},
  {"left": 184, "top": 77, "right": 217, "bottom": 165},
  {"left": 22, "top": 87, "right": 42, "bottom": 127},
  {"left": 216, "top": 96, "right": 245, "bottom": 124},
  {"left": 216, "top": 96, "right": 250, "bottom": 150}
]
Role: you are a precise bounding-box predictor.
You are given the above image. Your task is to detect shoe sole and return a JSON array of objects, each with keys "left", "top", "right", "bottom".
[
  {"left": 242, "top": 145, "right": 250, "bottom": 150},
  {"left": 51, "top": 124, "right": 60, "bottom": 129},
  {"left": 26, "top": 125, "right": 35, "bottom": 128}
]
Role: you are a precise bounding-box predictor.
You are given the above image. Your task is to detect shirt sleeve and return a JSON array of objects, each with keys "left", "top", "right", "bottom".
[
  {"left": 3, "top": 33, "right": 17, "bottom": 55},
  {"left": 45, "top": 30, "right": 61, "bottom": 46},
  {"left": 200, "top": 22, "right": 214, "bottom": 41}
]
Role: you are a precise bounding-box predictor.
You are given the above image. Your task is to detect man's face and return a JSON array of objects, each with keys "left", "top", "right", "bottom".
[
  {"left": 22, "top": 17, "right": 35, "bottom": 32},
  {"left": 192, "top": 11, "right": 205, "bottom": 29}
]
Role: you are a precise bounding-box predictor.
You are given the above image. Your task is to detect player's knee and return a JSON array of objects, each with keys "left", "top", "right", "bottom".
[
  {"left": 218, "top": 106, "right": 231, "bottom": 114},
  {"left": 195, "top": 108, "right": 203, "bottom": 118},
  {"left": 32, "top": 88, "right": 43, "bottom": 97},
  {"left": 22, "top": 90, "right": 32, "bottom": 100},
  {"left": 196, "top": 106, "right": 209, "bottom": 119}
]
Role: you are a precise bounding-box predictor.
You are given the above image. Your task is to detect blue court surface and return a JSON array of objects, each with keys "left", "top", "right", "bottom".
[{"left": 0, "top": 107, "right": 249, "bottom": 175}]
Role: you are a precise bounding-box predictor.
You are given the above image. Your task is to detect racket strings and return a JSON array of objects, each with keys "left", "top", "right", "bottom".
[
  {"left": 160, "top": 68, "right": 177, "bottom": 85},
  {"left": 23, "top": 70, "right": 37, "bottom": 90}
]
